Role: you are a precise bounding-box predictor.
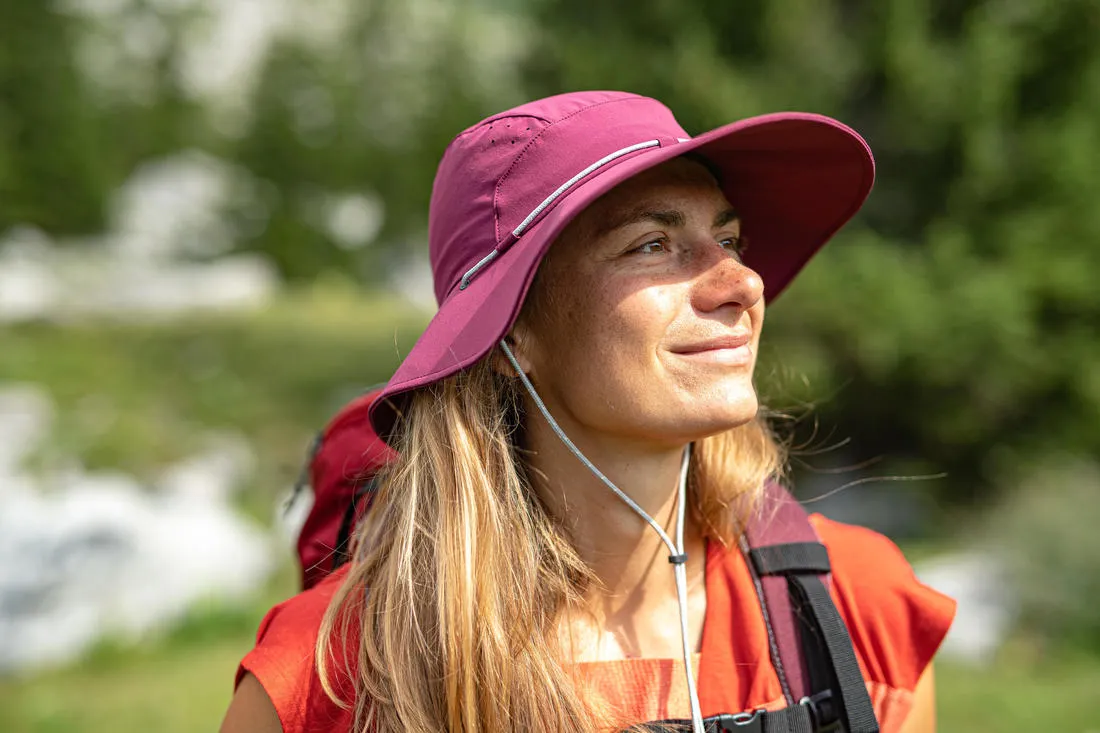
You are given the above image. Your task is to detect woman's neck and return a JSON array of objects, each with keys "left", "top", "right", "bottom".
[{"left": 523, "top": 413, "right": 708, "bottom": 660}]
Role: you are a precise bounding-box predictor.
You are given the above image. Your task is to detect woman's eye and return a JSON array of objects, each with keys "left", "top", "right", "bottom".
[
  {"left": 632, "top": 238, "right": 668, "bottom": 255},
  {"left": 719, "top": 236, "right": 747, "bottom": 259}
]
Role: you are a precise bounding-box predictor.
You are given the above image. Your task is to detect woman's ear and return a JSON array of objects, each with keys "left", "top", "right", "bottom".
[{"left": 493, "top": 325, "right": 536, "bottom": 377}]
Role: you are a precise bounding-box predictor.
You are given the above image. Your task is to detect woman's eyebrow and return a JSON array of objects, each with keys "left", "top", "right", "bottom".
[
  {"left": 595, "top": 206, "right": 741, "bottom": 239},
  {"left": 713, "top": 208, "right": 740, "bottom": 228},
  {"left": 598, "top": 207, "right": 686, "bottom": 237}
]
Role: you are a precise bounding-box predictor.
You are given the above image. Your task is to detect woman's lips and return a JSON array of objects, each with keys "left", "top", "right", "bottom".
[{"left": 670, "top": 334, "right": 754, "bottom": 365}]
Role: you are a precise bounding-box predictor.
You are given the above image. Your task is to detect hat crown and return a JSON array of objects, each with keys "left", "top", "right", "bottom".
[{"left": 428, "top": 92, "right": 689, "bottom": 303}]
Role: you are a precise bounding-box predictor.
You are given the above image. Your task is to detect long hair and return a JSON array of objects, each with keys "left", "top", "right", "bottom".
[{"left": 316, "top": 351, "right": 786, "bottom": 732}]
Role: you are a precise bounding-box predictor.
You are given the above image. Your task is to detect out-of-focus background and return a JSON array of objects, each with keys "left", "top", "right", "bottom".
[{"left": 1, "top": 0, "right": 1098, "bottom": 730}]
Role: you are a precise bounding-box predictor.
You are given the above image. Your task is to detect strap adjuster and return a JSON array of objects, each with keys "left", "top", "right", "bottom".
[
  {"left": 730, "top": 710, "right": 765, "bottom": 727},
  {"left": 800, "top": 690, "right": 841, "bottom": 733},
  {"left": 708, "top": 709, "right": 765, "bottom": 732}
]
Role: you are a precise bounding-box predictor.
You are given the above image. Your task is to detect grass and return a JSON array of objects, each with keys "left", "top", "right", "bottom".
[
  {"left": 0, "top": 636, "right": 249, "bottom": 733},
  {"left": 0, "top": 562, "right": 300, "bottom": 733},
  {"left": 936, "top": 646, "right": 1096, "bottom": 731}
]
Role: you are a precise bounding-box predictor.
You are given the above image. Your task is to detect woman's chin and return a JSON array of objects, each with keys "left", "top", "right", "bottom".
[
  {"left": 699, "top": 408, "right": 760, "bottom": 434},
  {"left": 693, "top": 382, "right": 759, "bottom": 419},
  {"left": 660, "top": 398, "right": 761, "bottom": 443}
]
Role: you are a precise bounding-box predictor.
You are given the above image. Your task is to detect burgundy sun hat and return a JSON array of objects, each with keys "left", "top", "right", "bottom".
[{"left": 370, "top": 91, "right": 874, "bottom": 441}]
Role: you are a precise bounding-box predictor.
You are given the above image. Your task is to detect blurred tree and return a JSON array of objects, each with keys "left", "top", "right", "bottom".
[
  {"left": 4, "top": 0, "right": 1099, "bottom": 509},
  {"left": 521, "top": 0, "right": 1100, "bottom": 505},
  {"left": 0, "top": 0, "right": 108, "bottom": 233},
  {"left": 0, "top": 0, "right": 209, "bottom": 238},
  {"left": 223, "top": 0, "right": 523, "bottom": 281}
]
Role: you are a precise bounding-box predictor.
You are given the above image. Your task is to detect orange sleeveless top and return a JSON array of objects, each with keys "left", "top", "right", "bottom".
[{"left": 237, "top": 515, "right": 955, "bottom": 732}]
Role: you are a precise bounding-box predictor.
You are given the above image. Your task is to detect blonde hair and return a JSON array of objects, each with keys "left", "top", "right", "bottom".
[{"left": 316, "top": 353, "right": 786, "bottom": 732}]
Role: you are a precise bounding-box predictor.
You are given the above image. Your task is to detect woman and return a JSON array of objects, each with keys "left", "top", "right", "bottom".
[{"left": 221, "top": 91, "right": 955, "bottom": 733}]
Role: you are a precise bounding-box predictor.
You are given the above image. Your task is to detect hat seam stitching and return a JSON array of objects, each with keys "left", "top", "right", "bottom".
[
  {"left": 491, "top": 96, "right": 652, "bottom": 244},
  {"left": 482, "top": 112, "right": 552, "bottom": 126}
]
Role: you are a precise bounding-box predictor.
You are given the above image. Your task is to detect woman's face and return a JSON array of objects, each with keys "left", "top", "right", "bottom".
[{"left": 515, "top": 157, "right": 766, "bottom": 448}]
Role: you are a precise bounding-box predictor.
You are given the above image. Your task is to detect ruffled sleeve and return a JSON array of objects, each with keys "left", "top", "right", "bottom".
[
  {"left": 810, "top": 514, "right": 956, "bottom": 730},
  {"left": 236, "top": 566, "right": 355, "bottom": 733}
]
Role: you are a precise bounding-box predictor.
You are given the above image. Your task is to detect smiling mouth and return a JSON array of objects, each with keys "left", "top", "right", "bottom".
[
  {"left": 673, "top": 345, "right": 754, "bottom": 366},
  {"left": 670, "top": 335, "right": 754, "bottom": 365}
]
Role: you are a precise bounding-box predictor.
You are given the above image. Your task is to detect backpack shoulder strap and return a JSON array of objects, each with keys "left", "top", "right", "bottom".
[{"left": 742, "top": 481, "right": 879, "bottom": 733}]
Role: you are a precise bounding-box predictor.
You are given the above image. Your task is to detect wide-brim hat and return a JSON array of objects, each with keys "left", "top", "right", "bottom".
[{"left": 370, "top": 91, "right": 874, "bottom": 441}]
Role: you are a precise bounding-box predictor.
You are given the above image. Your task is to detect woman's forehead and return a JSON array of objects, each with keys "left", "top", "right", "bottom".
[
  {"left": 600, "top": 157, "right": 723, "bottom": 209},
  {"left": 563, "top": 157, "right": 733, "bottom": 244}
]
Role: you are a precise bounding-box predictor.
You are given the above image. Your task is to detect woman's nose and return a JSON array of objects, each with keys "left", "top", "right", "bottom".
[{"left": 690, "top": 247, "right": 765, "bottom": 314}]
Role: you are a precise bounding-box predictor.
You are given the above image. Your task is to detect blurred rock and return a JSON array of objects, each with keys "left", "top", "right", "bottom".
[
  {"left": 915, "top": 551, "right": 1014, "bottom": 664},
  {"left": 0, "top": 233, "right": 278, "bottom": 324},
  {"left": 0, "top": 384, "right": 274, "bottom": 674},
  {"left": 0, "top": 151, "right": 279, "bottom": 323},
  {"left": 0, "top": 385, "right": 54, "bottom": 474}
]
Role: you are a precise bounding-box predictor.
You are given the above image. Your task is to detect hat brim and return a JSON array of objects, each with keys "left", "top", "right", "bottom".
[{"left": 371, "top": 112, "right": 874, "bottom": 439}]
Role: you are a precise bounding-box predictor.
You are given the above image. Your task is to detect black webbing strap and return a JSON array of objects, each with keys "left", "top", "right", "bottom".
[
  {"left": 640, "top": 701, "right": 818, "bottom": 732},
  {"left": 332, "top": 477, "right": 379, "bottom": 570},
  {"left": 762, "top": 705, "right": 816, "bottom": 733},
  {"left": 788, "top": 574, "right": 878, "bottom": 732},
  {"left": 748, "top": 542, "right": 831, "bottom": 576},
  {"left": 748, "top": 542, "right": 879, "bottom": 733}
]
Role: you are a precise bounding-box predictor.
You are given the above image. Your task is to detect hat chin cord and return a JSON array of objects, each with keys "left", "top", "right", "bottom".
[{"left": 499, "top": 340, "right": 705, "bottom": 733}]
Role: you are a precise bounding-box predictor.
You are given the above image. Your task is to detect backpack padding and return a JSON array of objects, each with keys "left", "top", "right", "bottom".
[
  {"left": 745, "top": 483, "right": 879, "bottom": 732},
  {"left": 297, "top": 389, "right": 394, "bottom": 590},
  {"left": 743, "top": 482, "right": 822, "bottom": 703}
]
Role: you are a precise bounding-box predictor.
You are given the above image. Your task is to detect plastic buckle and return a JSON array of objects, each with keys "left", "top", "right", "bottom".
[
  {"left": 710, "top": 709, "right": 765, "bottom": 732},
  {"left": 799, "top": 690, "right": 841, "bottom": 733}
]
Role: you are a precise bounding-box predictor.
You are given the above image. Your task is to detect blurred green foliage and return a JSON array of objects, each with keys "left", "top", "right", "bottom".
[
  {"left": 226, "top": 3, "right": 504, "bottom": 280},
  {"left": 0, "top": 0, "right": 205, "bottom": 233},
  {"left": 5, "top": 0, "right": 1099, "bottom": 508},
  {"left": 0, "top": 1, "right": 108, "bottom": 232},
  {"left": 519, "top": 0, "right": 1100, "bottom": 504}
]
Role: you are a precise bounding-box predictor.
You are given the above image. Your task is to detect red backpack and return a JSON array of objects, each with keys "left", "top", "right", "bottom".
[
  {"left": 290, "top": 389, "right": 879, "bottom": 732},
  {"left": 292, "top": 388, "right": 393, "bottom": 592}
]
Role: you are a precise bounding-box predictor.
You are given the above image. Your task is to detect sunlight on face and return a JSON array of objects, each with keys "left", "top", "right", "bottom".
[{"left": 517, "top": 157, "right": 766, "bottom": 449}]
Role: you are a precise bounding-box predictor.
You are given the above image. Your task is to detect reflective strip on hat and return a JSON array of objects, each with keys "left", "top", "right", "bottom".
[{"left": 458, "top": 138, "right": 662, "bottom": 291}]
